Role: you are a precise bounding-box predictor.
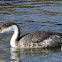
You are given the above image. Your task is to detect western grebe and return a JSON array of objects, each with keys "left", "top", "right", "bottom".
[{"left": 0, "top": 21, "right": 62, "bottom": 48}]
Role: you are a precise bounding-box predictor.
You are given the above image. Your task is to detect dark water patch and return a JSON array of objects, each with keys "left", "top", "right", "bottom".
[
  {"left": 42, "top": 21, "right": 57, "bottom": 24},
  {"left": 56, "top": 24, "right": 62, "bottom": 26}
]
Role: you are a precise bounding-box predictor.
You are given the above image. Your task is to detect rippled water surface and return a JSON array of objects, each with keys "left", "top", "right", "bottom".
[{"left": 0, "top": 0, "right": 62, "bottom": 62}]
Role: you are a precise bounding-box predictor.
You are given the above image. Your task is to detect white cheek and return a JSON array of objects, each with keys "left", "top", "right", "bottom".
[
  {"left": 0, "top": 25, "right": 17, "bottom": 33},
  {"left": 1, "top": 29, "right": 7, "bottom": 33},
  {"left": 1, "top": 26, "right": 13, "bottom": 33},
  {"left": 1, "top": 28, "right": 9, "bottom": 33}
]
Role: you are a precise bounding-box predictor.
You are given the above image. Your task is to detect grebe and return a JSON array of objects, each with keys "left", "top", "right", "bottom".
[{"left": 0, "top": 21, "right": 62, "bottom": 48}]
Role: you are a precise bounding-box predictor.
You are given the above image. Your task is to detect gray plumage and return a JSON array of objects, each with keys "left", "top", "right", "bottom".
[{"left": 19, "top": 31, "right": 62, "bottom": 48}]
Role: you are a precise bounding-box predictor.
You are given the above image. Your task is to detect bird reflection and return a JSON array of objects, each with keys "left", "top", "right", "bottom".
[
  {"left": 10, "top": 47, "right": 21, "bottom": 62},
  {"left": 10, "top": 47, "right": 61, "bottom": 62}
]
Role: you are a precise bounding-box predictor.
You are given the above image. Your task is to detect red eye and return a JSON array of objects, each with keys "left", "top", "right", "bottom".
[{"left": 1, "top": 29, "right": 3, "bottom": 31}]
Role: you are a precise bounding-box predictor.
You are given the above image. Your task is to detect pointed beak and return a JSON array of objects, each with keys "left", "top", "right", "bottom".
[
  {"left": 0, "top": 27, "right": 3, "bottom": 31},
  {"left": 0, "top": 27, "right": 3, "bottom": 33}
]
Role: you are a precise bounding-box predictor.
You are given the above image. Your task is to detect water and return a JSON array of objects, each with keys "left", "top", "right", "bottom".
[{"left": 0, "top": 0, "right": 62, "bottom": 62}]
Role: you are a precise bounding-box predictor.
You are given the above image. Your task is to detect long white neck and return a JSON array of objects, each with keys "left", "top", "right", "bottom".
[{"left": 10, "top": 25, "right": 20, "bottom": 47}]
